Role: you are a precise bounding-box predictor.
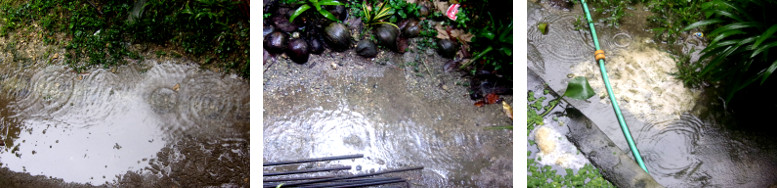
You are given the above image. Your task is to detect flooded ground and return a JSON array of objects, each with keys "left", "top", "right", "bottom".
[
  {"left": 0, "top": 33, "right": 249, "bottom": 186},
  {"left": 263, "top": 43, "right": 513, "bottom": 187},
  {"left": 529, "top": 1, "right": 777, "bottom": 187}
]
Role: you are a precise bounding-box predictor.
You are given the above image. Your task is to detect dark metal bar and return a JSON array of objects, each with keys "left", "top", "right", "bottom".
[
  {"left": 297, "top": 177, "right": 403, "bottom": 188},
  {"left": 264, "top": 166, "right": 351, "bottom": 176},
  {"left": 263, "top": 154, "right": 364, "bottom": 166},
  {"left": 327, "top": 178, "right": 406, "bottom": 188},
  {"left": 263, "top": 175, "right": 337, "bottom": 182},
  {"left": 278, "top": 166, "right": 423, "bottom": 187}
]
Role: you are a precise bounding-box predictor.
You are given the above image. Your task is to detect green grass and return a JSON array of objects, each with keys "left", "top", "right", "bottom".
[
  {"left": 528, "top": 152, "right": 615, "bottom": 188},
  {"left": 683, "top": 0, "right": 777, "bottom": 102},
  {"left": 527, "top": 89, "right": 614, "bottom": 187},
  {"left": 0, "top": 0, "right": 249, "bottom": 78}
]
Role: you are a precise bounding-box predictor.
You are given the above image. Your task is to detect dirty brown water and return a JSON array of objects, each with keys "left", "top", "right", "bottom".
[
  {"left": 0, "top": 57, "right": 249, "bottom": 185},
  {"left": 263, "top": 46, "right": 513, "bottom": 186},
  {"left": 529, "top": 1, "right": 777, "bottom": 187}
]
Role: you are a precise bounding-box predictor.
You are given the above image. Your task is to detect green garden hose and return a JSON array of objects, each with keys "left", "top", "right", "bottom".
[{"left": 579, "top": 0, "right": 649, "bottom": 173}]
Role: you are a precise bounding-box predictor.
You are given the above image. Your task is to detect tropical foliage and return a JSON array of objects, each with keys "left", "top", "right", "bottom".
[
  {"left": 684, "top": 0, "right": 777, "bottom": 101},
  {"left": 287, "top": 0, "right": 344, "bottom": 23}
]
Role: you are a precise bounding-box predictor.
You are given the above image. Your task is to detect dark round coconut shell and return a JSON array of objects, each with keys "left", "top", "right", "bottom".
[
  {"left": 355, "top": 39, "right": 378, "bottom": 58},
  {"left": 375, "top": 24, "right": 399, "bottom": 50},
  {"left": 287, "top": 38, "right": 310, "bottom": 63},
  {"left": 437, "top": 39, "right": 458, "bottom": 58},
  {"left": 324, "top": 22, "right": 352, "bottom": 51},
  {"left": 308, "top": 37, "right": 325, "bottom": 54},
  {"left": 400, "top": 19, "right": 420, "bottom": 38},
  {"left": 264, "top": 31, "right": 288, "bottom": 54}
]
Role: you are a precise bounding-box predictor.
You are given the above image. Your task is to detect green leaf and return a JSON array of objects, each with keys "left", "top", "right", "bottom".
[
  {"left": 683, "top": 19, "right": 723, "bottom": 31},
  {"left": 289, "top": 4, "right": 311, "bottom": 23},
  {"left": 750, "top": 41, "right": 777, "bottom": 58},
  {"left": 318, "top": 0, "right": 343, "bottom": 6},
  {"left": 480, "top": 31, "right": 496, "bottom": 40},
  {"left": 563, "top": 76, "right": 596, "bottom": 100},
  {"left": 710, "top": 30, "right": 745, "bottom": 44},
  {"left": 761, "top": 59, "right": 777, "bottom": 84},
  {"left": 317, "top": 9, "right": 339, "bottom": 21},
  {"left": 538, "top": 22, "right": 548, "bottom": 35},
  {"left": 709, "top": 22, "right": 759, "bottom": 37},
  {"left": 753, "top": 25, "right": 777, "bottom": 48}
]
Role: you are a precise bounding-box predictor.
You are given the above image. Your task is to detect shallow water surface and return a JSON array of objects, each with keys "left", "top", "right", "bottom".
[
  {"left": 0, "top": 60, "right": 249, "bottom": 186},
  {"left": 263, "top": 50, "right": 513, "bottom": 187},
  {"left": 529, "top": 2, "right": 777, "bottom": 187}
]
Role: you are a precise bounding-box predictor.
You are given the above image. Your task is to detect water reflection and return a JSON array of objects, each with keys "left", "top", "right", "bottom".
[
  {"left": 529, "top": 1, "right": 777, "bottom": 187},
  {"left": 264, "top": 54, "right": 512, "bottom": 187},
  {"left": 0, "top": 61, "right": 249, "bottom": 185}
]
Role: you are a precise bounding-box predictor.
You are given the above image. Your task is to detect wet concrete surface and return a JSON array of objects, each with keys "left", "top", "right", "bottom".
[
  {"left": 0, "top": 31, "right": 249, "bottom": 186},
  {"left": 529, "top": 1, "right": 777, "bottom": 187},
  {"left": 263, "top": 42, "right": 512, "bottom": 187}
]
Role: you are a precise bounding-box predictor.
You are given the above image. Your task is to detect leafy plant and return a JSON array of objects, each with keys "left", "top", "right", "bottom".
[
  {"left": 459, "top": 16, "right": 512, "bottom": 71},
  {"left": 0, "top": 0, "right": 249, "bottom": 78},
  {"left": 288, "top": 0, "right": 344, "bottom": 23},
  {"left": 644, "top": 0, "right": 705, "bottom": 44},
  {"left": 361, "top": 1, "right": 399, "bottom": 29},
  {"left": 588, "top": 0, "right": 639, "bottom": 28},
  {"left": 528, "top": 155, "right": 615, "bottom": 188},
  {"left": 671, "top": 49, "right": 704, "bottom": 88},
  {"left": 683, "top": 0, "right": 777, "bottom": 101}
]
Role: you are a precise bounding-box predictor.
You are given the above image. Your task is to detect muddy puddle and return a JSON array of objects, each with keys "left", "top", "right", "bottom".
[
  {"left": 263, "top": 46, "right": 513, "bottom": 187},
  {"left": 529, "top": 2, "right": 777, "bottom": 187},
  {"left": 0, "top": 58, "right": 249, "bottom": 186}
]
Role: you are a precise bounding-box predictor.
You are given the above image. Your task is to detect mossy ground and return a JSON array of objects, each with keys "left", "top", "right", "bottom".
[{"left": 0, "top": 0, "right": 249, "bottom": 78}]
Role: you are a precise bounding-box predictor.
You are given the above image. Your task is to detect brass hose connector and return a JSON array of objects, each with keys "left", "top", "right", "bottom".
[{"left": 595, "top": 50, "right": 605, "bottom": 61}]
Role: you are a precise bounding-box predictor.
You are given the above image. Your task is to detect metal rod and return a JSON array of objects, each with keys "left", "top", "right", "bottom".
[
  {"left": 263, "top": 154, "right": 364, "bottom": 166},
  {"left": 272, "top": 166, "right": 423, "bottom": 187},
  {"left": 263, "top": 175, "right": 337, "bottom": 182},
  {"left": 312, "top": 178, "right": 406, "bottom": 188},
  {"left": 264, "top": 166, "right": 351, "bottom": 176}
]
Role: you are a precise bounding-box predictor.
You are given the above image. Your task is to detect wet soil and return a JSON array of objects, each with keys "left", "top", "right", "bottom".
[
  {"left": 263, "top": 40, "right": 513, "bottom": 187},
  {"left": 0, "top": 24, "right": 249, "bottom": 187},
  {"left": 529, "top": 1, "right": 777, "bottom": 187}
]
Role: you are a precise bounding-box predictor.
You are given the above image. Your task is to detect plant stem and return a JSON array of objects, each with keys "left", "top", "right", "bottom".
[
  {"left": 460, "top": 46, "right": 493, "bottom": 69},
  {"left": 539, "top": 98, "right": 560, "bottom": 117}
]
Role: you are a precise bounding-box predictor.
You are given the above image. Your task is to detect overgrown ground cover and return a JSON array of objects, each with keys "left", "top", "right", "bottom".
[
  {"left": 265, "top": 0, "right": 512, "bottom": 106},
  {"left": 0, "top": 0, "right": 249, "bottom": 78},
  {"left": 527, "top": 87, "right": 614, "bottom": 187}
]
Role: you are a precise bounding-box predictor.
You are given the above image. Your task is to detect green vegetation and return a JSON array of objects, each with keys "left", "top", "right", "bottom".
[
  {"left": 562, "top": 76, "right": 595, "bottom": 100},
  {"left": 588, "top": 0, "right": 706, "bottom": 44},
  {"left": 588, "top": 0, "right": 634, "bottom": 28},
  {"left": 527, "top": 89, "right": 614, "bottom": 187},
  {"left": 643, "top": 0, "right": 704, "bottom": 44},
  {"left": 459, "top": 17, "right": 512, "bottom": 71},
  {"left": 287, "top": 0, "right": 344, "bottom": 23},
  {"left": 528, "top": 153, "right": 614, "bottom": 188},
  {"left": 670, "top": 49, "right": 703, "bottom": 88},
  {"left": 683, "top": 0, "right": 777, "bottom": 102},
  {"left": 360, "top": 1, "right": 399, "bottom": 29},
  {"left": 0, "top": 0, "right": 249, "bottom": 78}
]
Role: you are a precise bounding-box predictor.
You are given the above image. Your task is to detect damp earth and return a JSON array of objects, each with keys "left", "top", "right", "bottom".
[
  {"left": 263, "top": 43, "right": 513, "bottom": 186},
  {"left": 0, "top": 35, "right": 249, "bottom": 186},
  {"left": 529, "top": 1, "right": 777, "bottom": 187}
]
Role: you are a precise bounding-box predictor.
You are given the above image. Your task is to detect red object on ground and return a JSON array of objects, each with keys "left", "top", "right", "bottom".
[
  {"left": 474, "top": 100, "right": 486, "bottom": 107},
  {"left": 486, "top": 93, "right": 499, "bottom": 104},
  {"left": 446, "top": 4, "right": 460, "bottom": 20}
]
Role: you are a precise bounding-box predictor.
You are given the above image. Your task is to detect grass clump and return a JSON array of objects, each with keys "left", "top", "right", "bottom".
[
  {"left": 682, "top": 0, "right": 777, "bottom": 102},
  {"left": 0, "top": 0, "right": 249, "bottom": 78}
]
